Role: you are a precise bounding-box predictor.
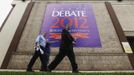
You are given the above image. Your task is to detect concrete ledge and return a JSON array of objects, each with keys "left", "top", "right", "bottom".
[{"left": 1, "top": 69, "right": 134, "bottom": 73}]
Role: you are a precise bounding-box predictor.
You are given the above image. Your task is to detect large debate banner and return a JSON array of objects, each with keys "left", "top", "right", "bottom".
[{"left": 41, "top": 3, "right": 101, "bottom": 47}]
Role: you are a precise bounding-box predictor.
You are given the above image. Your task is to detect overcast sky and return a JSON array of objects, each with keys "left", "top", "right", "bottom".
[{"left": 0, "top": 0, "right": 13, "bottom": 27}]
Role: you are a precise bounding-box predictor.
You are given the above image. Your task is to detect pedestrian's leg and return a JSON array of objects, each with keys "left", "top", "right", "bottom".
[
  {"left": 27, "top": 51, "right": 39, "bottom": 71},
  {"left": 67, "top": 50, "right": 78, "bottom": 73},
  {"left": 45, "top": 53, "right": 50, "bottom": 68},
  {"left": 39, "top": 53, "right": 47, "bottom": 71},
  {"left": 48, "top": 51, "right": 66, "bottom": 71}
]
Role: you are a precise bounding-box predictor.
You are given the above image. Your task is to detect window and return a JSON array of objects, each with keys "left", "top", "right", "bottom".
[{"left": 127, "top": 36, "right": 134, "bottom": 53}]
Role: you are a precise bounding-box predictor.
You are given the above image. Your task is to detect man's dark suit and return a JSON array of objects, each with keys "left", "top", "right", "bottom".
[{"left": 48, "top": 29, "right": 78, "bottom": 72}]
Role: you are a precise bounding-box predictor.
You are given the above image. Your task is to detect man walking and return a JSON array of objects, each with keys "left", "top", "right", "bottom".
[
  {"left": 48, "top": 25, "right": 79, "bottom": 73},
  {"left": 27, "top": 33, "right": 48, "bottom": 72}
]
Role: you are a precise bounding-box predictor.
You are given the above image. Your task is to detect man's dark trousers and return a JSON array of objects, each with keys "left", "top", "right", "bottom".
[
  {"left": 27, "top": 46, "right": 48, "bottom": 71},
  {"left": 48, "top": 46, "right": 78, "bottom": 72}
]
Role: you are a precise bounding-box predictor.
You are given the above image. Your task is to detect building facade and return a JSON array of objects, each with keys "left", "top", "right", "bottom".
[{"left": 0, "top": 0, "right": 134, "bottom": 71}]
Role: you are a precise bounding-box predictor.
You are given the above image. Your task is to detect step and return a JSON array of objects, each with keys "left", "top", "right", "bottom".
[{"left": 7, "top": 53, "right": 132, "bottom": 71}]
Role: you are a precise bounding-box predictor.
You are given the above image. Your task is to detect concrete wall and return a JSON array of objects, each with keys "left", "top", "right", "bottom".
[
  {"left": 112, "top": 3, "right": 134, "bottom": 36},
  {"left": 0, "top": 1, "right": 30, "bottom": 67},
  {"left": 7, "top": 1, "right": 132, "bottom": 70}
]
